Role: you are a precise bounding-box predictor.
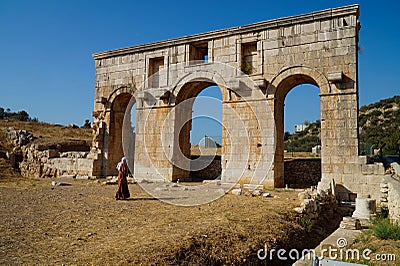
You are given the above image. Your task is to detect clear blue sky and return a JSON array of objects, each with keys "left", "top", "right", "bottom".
[{"left": 1, "top": 0, "right": 399, "bottom": 137}]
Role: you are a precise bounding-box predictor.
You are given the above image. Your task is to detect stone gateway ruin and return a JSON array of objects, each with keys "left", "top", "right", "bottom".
[{"left": 89, "top": 5, "right": 387, "bottom": 200}]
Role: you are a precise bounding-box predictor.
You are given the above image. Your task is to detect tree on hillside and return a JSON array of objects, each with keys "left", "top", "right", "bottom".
[
  {"left": 0, "top": 107, "right": 34, "bottom": 121},
  {"left": 81, "top": 119, "right": 91, "bottom": 129},
  {"left": 284, "top": 131, "right": 291, "bottom": 141},
  {"left": 15, "top": 111, "right": 30, "bottom": 121}
]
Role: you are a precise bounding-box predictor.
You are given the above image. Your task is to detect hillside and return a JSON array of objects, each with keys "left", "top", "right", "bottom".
[
  {"left": 0, "top": 120, "right": 92, "bottom": 179},
  {"left": 285, "top": 95, "right": 400, "bottom": 156},
  {"left": 0, "top": 120, "right": 92, "bottom": 152},
  {"left": 0, "top": 106, "right": 92, "bottom": 155},
  {"left": 359, "top": 96, "right": 400, "bottom": 155},
  {"left": 284, "top": 120, "right": 321, "bottom": 153}
]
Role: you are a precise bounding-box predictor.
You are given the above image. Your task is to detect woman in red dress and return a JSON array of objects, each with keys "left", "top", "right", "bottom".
[{"left": 115, "top": 157, "right": 130, "bottom": 200}]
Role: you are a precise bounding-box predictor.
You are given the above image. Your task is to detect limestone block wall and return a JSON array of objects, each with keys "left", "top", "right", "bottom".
[
  {"left": 189, "top": 156, "right": 221, "bottom": 181},
  {"left": 284, "top": 159, "right": 321, "bottom": 188},
  {"left": 332, "top": 155, "right": 387, "bottom": 201},
  {"left": 380, "top": 167, "right": 400, "bottom": 222},
  {"left": 19, "top": 142, "right": 93, "bottom": 178}
]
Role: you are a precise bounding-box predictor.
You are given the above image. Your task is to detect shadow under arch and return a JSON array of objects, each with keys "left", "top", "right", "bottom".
[{"left": 269, "top": 66, "right": 331, "bottom": 187}]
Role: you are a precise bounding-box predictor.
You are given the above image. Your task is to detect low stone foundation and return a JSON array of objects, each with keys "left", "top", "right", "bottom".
[
  {"left": 189, "top": 156, "right": 221, "bottom": 181},
  {"left": 19, "top": 141, "right": 93, "bottom": 178},
  {"left": 284, "top": 158, "right": 321, "bottom": 188}
]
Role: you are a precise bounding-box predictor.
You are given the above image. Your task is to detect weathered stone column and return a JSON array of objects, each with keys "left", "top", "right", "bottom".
[{"left": 134, "top": 101, "right": 175, "bottom": 181}]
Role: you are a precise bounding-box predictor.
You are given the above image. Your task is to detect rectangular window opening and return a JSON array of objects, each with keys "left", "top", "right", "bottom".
[
  {"left": 189, "top": 42, "right": 208, "bottom": 64},
  {"left": 241, "top": 42, "right": 258, "bottom": 75},
  {"left": 149, "top": 57, "right": 164, "bottom": 88}
]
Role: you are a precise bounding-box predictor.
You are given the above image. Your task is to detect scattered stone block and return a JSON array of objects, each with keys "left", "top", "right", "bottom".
[
  {"left": 59, "top": 175, "right": 76, "bottom": 179},
  {"left": 103, "top": 176, "right": 118, "bottom": 185},
  {"left": 231, "top": 188, "right": 242, "bottom": 195},
  {"left": 293, "top": 207, "right": 305, "bottom": 214},
  {"left": 51, "top": 181, "right": 71, "bottom": 186},
  {"left": 298, "top": 191, "right": 311, "bottom": 201},
  {"left": 76, "top": 175, "right": 89, "bottom": 180},
  {"left": 252, "top": 189, "right": 263, "bottom": 196},
  {"left": 340, "top": 216, "right": 361, "bottom": 230},
  {"left": 243, "top": 184, "right": 263, "bottom": 191}
]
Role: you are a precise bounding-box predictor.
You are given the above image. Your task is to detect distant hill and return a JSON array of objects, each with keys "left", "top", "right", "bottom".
[
  {"left": 284, "top": 120, "right": 321, "bottom": 153},
  {"left": 359, "top": 96, "right": 400, "bottom": 155},
  {"left": 0, "top": 120, "right": 92, "bottom": 154},
  {"left": 285, "top": 95, "right": 400, "bottom": 155}
]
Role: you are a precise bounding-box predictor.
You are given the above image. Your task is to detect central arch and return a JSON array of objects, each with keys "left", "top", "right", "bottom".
[{"left": 172, "top": 79, "right": 225, "bottom": 181}]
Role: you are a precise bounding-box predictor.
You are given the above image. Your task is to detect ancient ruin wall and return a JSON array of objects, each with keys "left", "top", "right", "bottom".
[
  {"left": 284, "top": 159, "right": 321, "bottom": 188},
  {"left": 91, "top": 5, "right": 368, "bottom": 195}
]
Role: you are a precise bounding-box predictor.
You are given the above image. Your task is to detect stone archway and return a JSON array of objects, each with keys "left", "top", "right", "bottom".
[
  {"left": 106, "top": 92, "right": 135, "bottom": 175},
  {"left": 270, "top": 66, "right": 330, "bottom": 187},
  {"left": 91, "top": 5, "right": 365, "bottom": 197},
  {"left": 172, "top": 80, "right": 224, "bottom": 181}
]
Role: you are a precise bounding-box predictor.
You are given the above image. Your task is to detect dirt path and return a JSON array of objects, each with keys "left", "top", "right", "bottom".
[{"left": 0, "top": 177, "right": 317, "bottom": 265}]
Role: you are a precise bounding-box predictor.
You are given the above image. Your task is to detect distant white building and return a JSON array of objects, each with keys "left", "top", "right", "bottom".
[
  {"left": 294, "top": 124, "right": 307, "bottom": 133},
  {"left": 312, "top": 145, "right": 321, "bottom": 155},
  {"left": 203, "top": 136, "right": 221, "bottom": 148}
]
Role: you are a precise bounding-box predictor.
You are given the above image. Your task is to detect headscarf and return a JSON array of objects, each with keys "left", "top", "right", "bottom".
[{"left": 117, "top": 157, "right": 127, "bottom": 171}]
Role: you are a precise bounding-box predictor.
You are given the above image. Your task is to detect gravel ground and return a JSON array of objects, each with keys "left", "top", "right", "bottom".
[{"left": 0, "top": 177, "right": 323, "bottom": 265}]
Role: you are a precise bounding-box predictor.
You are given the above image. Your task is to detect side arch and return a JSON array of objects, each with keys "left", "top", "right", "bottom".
[
  {"left": 105, "top": 87, "right": 137, "bottom": 175},
  {"left": 269, "top": 66, "right": 330, "bottom": 188},
  {"left": 105, "top": 86, "right": 136, "bottom": 111}
]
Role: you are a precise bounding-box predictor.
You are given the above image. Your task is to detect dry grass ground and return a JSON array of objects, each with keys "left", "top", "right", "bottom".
[
  {"left": 346, "top": 228, "right": 400, "bottom": 266},
  {"left": 0, "top": 175, "right": 328, "bottom": 266},
  {"left": 0, "top": 120, "right": 339, "bottom": 265},
  {"left": 0, "top": 120, "right": 92, "bottom": 150}
]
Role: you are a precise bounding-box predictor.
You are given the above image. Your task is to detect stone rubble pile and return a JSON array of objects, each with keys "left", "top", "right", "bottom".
[
  {"left": 380, "top": 175, "right": 400, "bottom": 222},
  {"left": 339, "top": 216, "right": 361, "bottom": 230},
  {"left": 2, "top": 127, "right": 33, "bottom": 168},
  {"left": 4, "top": 127, "right": 34, "bottom": 146},
  {"left": 294, "top": 185, "right": 337, "bottom": 226},
  {"left": 229, "top": 186, "right": 273, "bottom": 198}
]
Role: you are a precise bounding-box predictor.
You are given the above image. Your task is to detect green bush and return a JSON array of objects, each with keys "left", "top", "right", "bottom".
[
  {"left": 376, "top": 205, "right": 389, "bottom": 219},
  {"left": 371, "top": 217, "right": 400, "bottom": 240},
  {"left": 299, "top": 216, "right": 313, "bottom": 232}
]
